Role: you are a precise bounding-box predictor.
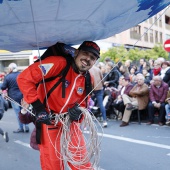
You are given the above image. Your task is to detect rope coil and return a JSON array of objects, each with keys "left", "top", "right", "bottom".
[
  {"left": 3, "top": 93, "right": 103, "bottom": 169},
  {"left": 47, "top": 107, "right": 103, "bottom": 169}
]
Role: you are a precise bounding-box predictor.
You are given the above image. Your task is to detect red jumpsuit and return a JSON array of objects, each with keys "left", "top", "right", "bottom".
[{"left": 17, "top": 56, "right": 92, "bottom": 170}]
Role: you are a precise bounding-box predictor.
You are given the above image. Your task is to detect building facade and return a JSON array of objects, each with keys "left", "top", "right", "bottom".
[
  {"left": 100, "top": 7, "right": 170, "bottom": 51},
  {"left": 0, "top": 7, "right": 170, "bottom": 72}
]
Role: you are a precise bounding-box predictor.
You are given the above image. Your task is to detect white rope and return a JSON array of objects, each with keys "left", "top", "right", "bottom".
[
  {"left": 2, "top": 93, "right": 103, "bottom": 169},
  {"left": 45, "top": 107, "right": 103, "bottom": 169},
  {"left": 4, "top": 95, "right": 35, "bottom": 116},
  {"left": 29, "top": 0, "right": 52, "bottom": 114}
]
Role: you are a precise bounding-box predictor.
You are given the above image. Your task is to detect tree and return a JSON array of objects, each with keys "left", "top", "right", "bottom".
[
  {"left": 100, "top": 46, "right": 127, "bottom": 63},
  {"left": 101, "top": 44, "right": 169, "bottom": 63}
]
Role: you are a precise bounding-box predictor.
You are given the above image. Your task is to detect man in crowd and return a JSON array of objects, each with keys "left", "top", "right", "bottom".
[
  {"left": 138, "top": 58, "right": 145, "bottom": 73},
  {"left": 147, "top": 75, "right": 169, "bottom": 126},
  {"left": 120, "top": 74, "right": 149, "bottom": 127},
  {"left": 112, "top": 76, "right": 133, "bottom": 119},
  {"left": 90, "top": 65, "right": 107, "bottom": 127},
  {"left": 104, "top": 61, "right": 120, "bottom": 88},
  {"left": 1, "top": 63, "right": 29, "bottom": 133}
]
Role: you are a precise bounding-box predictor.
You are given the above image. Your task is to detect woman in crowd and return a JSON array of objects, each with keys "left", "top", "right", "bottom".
[
  {"left": 152, "top": 60, "right": 161, "bottom": 76},
  {"left": 129, "top": 65, "right": 138, "bottom": 84},
  {"left": 142, "top": 68, "right": 152, "bottom": 86},
  {"left": 161, "top": 61, "right": 170, "bottom": 87}
]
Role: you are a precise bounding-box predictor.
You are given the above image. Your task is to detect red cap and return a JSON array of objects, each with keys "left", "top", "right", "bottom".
[{"left": 78, "top": 41, "right": 100, "bottom": 58}]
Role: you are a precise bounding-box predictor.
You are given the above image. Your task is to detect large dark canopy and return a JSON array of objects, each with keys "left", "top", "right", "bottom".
[{"left": 0, "top": 0, "right": 170, "bottom": 52}]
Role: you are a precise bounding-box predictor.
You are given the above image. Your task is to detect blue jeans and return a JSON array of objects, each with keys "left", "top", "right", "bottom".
[
  {"left": 93, "top": 90, "right": 107, "bottom": 121},
  {"left": 165, "top": 104, "right": 170, "bottom": 120},
  {"left": 11, "top": 102, "right": 29, "bottom": 130}
]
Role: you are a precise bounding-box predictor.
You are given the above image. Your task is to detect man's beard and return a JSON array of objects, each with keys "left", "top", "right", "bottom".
[{"left": 78, "top": 65, "right": 88, "bottom": 73}]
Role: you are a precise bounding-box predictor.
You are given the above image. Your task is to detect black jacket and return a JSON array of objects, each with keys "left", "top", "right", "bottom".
[
  {"left": 163, "top": 68, "right": 170, "bottom": 87},
  {"left": 105, "top": 68, "right": 120, "bottom": 88},
  {"left": 1, "top": 72, "right": 23, "bottom": 103}
]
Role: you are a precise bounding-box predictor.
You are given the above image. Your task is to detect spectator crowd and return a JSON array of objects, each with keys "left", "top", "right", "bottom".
[
  {"left": 0, "top": 56, "right": 170, "bottom": 148},
  {"left": 90, "top": 57, "right": 170, "bottom": 127}
]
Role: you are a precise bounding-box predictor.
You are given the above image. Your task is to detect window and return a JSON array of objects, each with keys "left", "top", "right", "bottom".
[
  {"left": 144, "top": 27, "right": 148, "bottom": 42},
  {"left": 154, "top": 15, "right": 158, "bottom": 26},
  {"left": 165, "top": 15, "right": 170, "bottom": 25},
  {"left": 155, "top": 31, "right": 158, "bottom": 43},
  {"left": 150, "top": 29, "right": 153, "bottom": 43},
  {"left": 166, "top": 34, "right": 170, "bottom": 40},
  {"left": 149, "top": 17, "right": 153, "bottom": 24},
  {"left": 130, "top": 25, "right": 141, "bottom": 39},
  {"left": 3, "top": 60, "right": 29, "bottom": 68},
  {"left": 159, "top": 14, "right": 162, "bottom": 27},
  {"left": 160, "top": 32, "right": 163, "bottom": 43}
]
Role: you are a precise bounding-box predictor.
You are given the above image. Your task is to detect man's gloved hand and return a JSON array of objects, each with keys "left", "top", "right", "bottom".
[
  {"left": 31, "top": 99, "right": 51, "bottom": 125},
  {"left": 36, "top": 111, "right": 51, "bottom": 125},
  {"left": 68, "top": 104, "right": 82, "bottom": 121}
]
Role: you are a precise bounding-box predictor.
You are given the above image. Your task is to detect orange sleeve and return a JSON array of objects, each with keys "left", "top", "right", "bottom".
[{"left": 17, "top": 56, "right": 66, "bottom": 104}]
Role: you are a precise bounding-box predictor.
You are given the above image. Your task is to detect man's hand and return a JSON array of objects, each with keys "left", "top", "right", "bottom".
[
  {"left": 104, "top": 81, "right": 109, "bottom": 87},
  {"left": 156, "top": 103, "right": 161, "bottom": 108},
  {"left": 21, "top": 98, "right": 29, "bottom": 114},
  {"left": 153, "top": 103, "right": 158, "bottom": 108},
  {"left": 117, "top": 95, "right": 122, "bottom": 100},
  {"left": 68, "top": 104, "right": 82, "bottom": 121},
  {"left": 31, "top": 99, "right": 51, "bottom": 125},
  {"left": 36, "top": 111, "right": 51, "bottom": 125},
  {"left": 154, "top": 102, "right": 161, "bottom": 108}
]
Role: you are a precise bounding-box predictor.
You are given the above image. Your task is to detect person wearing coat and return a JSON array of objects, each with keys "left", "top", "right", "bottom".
[
  {"left": 112, "top": 76, "right": 133, "bottom": 117},
  {"left": 120, "top": 74, "right": 149, "bottom": 127},
  {"left": 1, "top": 63, "right": 29, "bottom": 133},
  {"left": 161, "top": 61, "right": 170, "bottom": 87},
  {"left": 147, "top": 76, "right": 169, "bottom": 126},
  {"left": 104, "top": 61, "right": 120, "bottom": 88}
]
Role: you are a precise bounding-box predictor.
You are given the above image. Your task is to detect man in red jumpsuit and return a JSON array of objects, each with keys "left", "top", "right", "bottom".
[{"left": 17, "top": 41, "right": 100, "bottom": 170}]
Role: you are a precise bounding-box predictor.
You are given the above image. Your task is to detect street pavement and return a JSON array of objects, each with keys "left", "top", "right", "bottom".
[{"left": 0, "top": 108, "right": 170, "bottom": 170}]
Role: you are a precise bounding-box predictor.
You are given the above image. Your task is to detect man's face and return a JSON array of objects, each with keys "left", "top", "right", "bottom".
[
  {"left": 106, "top": 64, "right": 112, "bottom": 72},
  {"left": 137, "top": 76, "right": 144, "bottom": 86},
  {"left": 8, "top": 67, "right": 12, "bottom": 73},
  {"left": 75, "top": 50, "right": 97, "bottom": 73},
  {"left": 142, "top": 69, "right": 147, "bottom": 75},
  {"left": 140, "top": 59, "right": 144, "bottom": 65},
  {"left": 118, "top": 77, "right": 124, "bottom": 85},
  {"left": 119, "top": 65, "right": 124, "bottom": 73},
  {"left": 154, "top": 62, "right": 161, "bottom": 69},
  {"left": 125, "top": 61, "right": 130, "bottom": 67},
  {"left": 153, "top": 78, "right": 161, "bottom": 86},
  {"left": 122, "top": 79, "right": 129, "bottom": 86}
]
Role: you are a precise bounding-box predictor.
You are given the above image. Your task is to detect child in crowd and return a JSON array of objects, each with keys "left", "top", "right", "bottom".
[{"left": 165, "top": 97, "right": 170, "bottom": 125}]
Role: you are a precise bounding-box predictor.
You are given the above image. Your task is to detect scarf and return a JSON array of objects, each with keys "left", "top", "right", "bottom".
[{"left": 153, "top": 67, "right": 161, "bottom": 76}]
